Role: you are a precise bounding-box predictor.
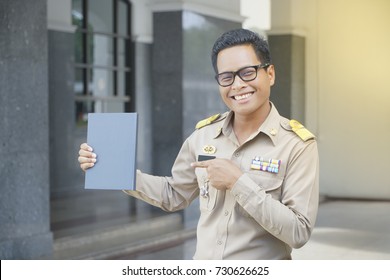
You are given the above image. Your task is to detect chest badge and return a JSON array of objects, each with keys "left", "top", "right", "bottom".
[
  {"left": 250, "top": 156, "right": 281, "bottom": 174},
  {"left": 203, "top": 145, "right": 216, "bottom": 154},
  {"left": 200, "top": 179, "right": 209, "bottom": 198}
]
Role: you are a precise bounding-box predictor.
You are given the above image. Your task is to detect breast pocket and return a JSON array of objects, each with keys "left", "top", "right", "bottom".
[
  {"left": 196, "top": 169, "right": 218, "bottom": 212},
  {"left": 236, "top": 172, "right": 283, "bottom": 218},
  {"left": 247, "top": 172, "right": 283, "bottom": 199}
]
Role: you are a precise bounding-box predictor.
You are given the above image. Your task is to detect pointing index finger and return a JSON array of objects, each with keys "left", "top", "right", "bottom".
[{"left": 191, "top": 161, "right": 209, "bottom": 168}]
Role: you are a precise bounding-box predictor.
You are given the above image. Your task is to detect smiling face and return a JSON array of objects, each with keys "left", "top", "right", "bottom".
[{"left": 216, "top": 44, "right": 275, "bottom": 120}]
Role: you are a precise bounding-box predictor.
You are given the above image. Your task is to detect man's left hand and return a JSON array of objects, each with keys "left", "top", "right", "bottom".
[{"left": 191, "top": 158, "right": 242, "bottom": 190}]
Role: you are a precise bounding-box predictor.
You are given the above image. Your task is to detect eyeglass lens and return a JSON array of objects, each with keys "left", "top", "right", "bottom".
[{"left": 217, "top": 65, "right": 259, "bottom": 87}]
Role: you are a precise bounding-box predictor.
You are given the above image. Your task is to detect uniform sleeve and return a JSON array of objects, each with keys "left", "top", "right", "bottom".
[
  {"left": 123, "top": 138, "right": 199, "bottom": 212},
  {"left": 230, "top": 140, "right": 319, "bottom": 248}
]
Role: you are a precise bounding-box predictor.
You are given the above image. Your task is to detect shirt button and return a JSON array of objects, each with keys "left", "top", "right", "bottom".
[
  {"left": 234, "top": 152, "right": 240, "bottom": 157},
  {"left": 224, "top": 210, "right": 229, "bottom": 216},
  {"left": 217, "top": 240, "right": 222, "bottom": 245}
]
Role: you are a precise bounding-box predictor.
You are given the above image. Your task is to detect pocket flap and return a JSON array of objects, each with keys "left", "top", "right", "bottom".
[{"left": 247, "top": 172, "right": 283, "bottom": 192}]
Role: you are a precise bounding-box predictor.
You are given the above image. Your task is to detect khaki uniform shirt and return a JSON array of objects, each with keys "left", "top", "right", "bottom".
[{"left": 124, "top": 103, "right": 319, "bottom": 259}]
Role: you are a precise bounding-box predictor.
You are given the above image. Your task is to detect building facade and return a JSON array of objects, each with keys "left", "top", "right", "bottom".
[{"left": 1, "top": 0, "right": 389, "bottom": 259}]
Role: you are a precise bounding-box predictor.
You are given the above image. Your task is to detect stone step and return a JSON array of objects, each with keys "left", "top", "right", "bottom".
[
  {"left": 50, "top": 213, "right": 195, "bottom": 259},
  {"left": 86, "top": 228, "right": 196, "bottom": 260}
]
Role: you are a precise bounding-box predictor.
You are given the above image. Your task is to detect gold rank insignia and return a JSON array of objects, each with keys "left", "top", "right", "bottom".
[
  {"left": 195, "top": 113, "right": 221, "bottom": 129},
  {"left": 289, "top": 120, "right": 315, "bottom": 141},
  {"left": 202, "top": 145, "right": 216, "bottom": 154}
]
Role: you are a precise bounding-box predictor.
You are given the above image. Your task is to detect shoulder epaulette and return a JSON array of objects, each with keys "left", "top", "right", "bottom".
[
  {"left": 195, "top": 113, "right": 221, "bottom": 129},
  {"left": 289, "top": 119, "right": 315, "bottom": 141}
]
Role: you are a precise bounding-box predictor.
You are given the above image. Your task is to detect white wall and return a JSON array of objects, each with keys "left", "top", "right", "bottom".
[
  {"left": 132, "top": 0, "right": 242, "bottom": 43},
  {"left": 317, "top": 0, "right": 390, "bottom": 198},
  {"left": 269, "top": 0, "right": 390, "bottom": 198},
  {"left": 47, "top": 0, "right": 74, "bottom": 32},
  {"left": 241, "top": 0, "right": 270, "bottom": 36}
]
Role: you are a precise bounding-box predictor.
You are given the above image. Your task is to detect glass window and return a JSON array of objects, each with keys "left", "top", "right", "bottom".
[
  {"left": 53, "top": 0, "right": 135, "bottom": 242},
  {"left": 72, "top": 0, "right": 132, "bottom": 125},
  {"left": 88, "top": 0, "right": 113, "bottom": 34},
  {"left": 91, "top": 34, "right": 114, "bottom": 67},
  {"left": 72, "top": 0, "right": 83, "bottom": 27},
  {"left": 74, "top": 68, "right": 85, "bottom": 95},
  {"left": 117, "top": 71, "right": 127, "bottom": 96},
  {"left": 117, "top": 38, "right": 128, "bottom": 69},
  {"left": 90, "top": 68, "right": 114, "bottom": 98},
  {"left": 118, "top": 0, "right": 129, "bottom": 36}
]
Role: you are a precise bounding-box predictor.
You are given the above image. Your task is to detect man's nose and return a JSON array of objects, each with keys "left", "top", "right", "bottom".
[{"left": 231, "top": 74, "right": 247, "bottom": 90}]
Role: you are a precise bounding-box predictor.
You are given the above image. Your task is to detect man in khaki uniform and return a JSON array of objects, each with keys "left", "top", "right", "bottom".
[{"left": 79, "top": 29, "right": 319, "bottom": 259}]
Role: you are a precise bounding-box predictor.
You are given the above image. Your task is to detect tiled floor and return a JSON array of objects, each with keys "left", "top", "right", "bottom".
[
  {"left": 48, "top": 189, "right": 190, "bottom": 260},
  {"left": 292, "top": 199, "right": 390, "bottom": 259},
  {"left": 121, "top": 199, "right": 390, "bottom": 260},
  {"left": 49, "top": 191, "right": 390, "bottom": 260}
]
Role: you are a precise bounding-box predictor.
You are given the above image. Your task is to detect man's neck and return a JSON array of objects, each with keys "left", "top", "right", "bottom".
[{"left": 232, "top": 103, "right": 271, "bottom": 145}]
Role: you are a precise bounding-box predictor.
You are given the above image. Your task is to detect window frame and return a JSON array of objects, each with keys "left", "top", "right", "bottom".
[{"left": 73, "top": 0, "right": 132, "bottom": 120}]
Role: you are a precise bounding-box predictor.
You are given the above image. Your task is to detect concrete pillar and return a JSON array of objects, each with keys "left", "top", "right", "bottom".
[
  {"left": 0, "top": 0, "right": 53, "bottom": 259},
  {"left": 151, "top": 8, "right": 241, "bottom": 176},
  {"left": 151, "top": 11, "right": 184, "bottom": 176},
  {"left": 268, "top": 34, "right": 305, "bottom": 120},
  {"left": 47, "top": 0, "right": 81, "bottom": 196},
  {"left": 268, "top": 0, "right": 306, "bottom": 120}
]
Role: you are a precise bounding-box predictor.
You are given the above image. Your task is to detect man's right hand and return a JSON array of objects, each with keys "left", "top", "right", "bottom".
[{"left": 78, "top": 143, "right": 97, "bottom": 171}]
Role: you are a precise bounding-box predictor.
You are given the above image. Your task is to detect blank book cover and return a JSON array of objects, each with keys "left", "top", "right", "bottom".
[{"left": 85, "top": 113, "right": 137, "bottom": 190}]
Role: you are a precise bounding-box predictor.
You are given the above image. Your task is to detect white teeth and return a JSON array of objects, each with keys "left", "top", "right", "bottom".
[{"left": 234, "top": 93, "right": 252, "bottom": 100}]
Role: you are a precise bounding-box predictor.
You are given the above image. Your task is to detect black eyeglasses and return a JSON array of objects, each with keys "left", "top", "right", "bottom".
[{"left": 215, "top": 63, "right": 270, "bottom": 87}]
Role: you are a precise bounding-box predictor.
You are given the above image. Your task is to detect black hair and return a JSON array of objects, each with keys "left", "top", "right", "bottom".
[{"left": 211, "top": 28, "right": 272, "bottom": 73}]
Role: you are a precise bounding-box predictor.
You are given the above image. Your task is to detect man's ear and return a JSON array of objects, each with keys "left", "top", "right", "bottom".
[{"left": 267, "top": 64, "right": 275, "bottom": 86}]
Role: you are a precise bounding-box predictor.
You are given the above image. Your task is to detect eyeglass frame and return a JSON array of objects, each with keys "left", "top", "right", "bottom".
[{"left": 215, "top": 63, "right": 271, "bottom": 87}]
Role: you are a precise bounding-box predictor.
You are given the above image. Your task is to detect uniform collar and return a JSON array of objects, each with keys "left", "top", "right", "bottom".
[
  {"left": 214, "top": 111, "right": 234, "bottom": 139},
  {"left": 258, "top": 102, "right": 282, "bottom": 146},
  {"left": 215, "top": 102, "right": 282, "bottom": 146}
]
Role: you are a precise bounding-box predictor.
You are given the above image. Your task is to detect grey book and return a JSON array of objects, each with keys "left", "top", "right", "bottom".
[{"left": 85, "top": 113, "right": 137, "bottom": 190}]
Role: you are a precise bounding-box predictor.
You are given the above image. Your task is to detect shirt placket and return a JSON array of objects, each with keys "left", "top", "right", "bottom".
[{"left": 213, "top": 146, "right": 243, "bottom": 259}]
